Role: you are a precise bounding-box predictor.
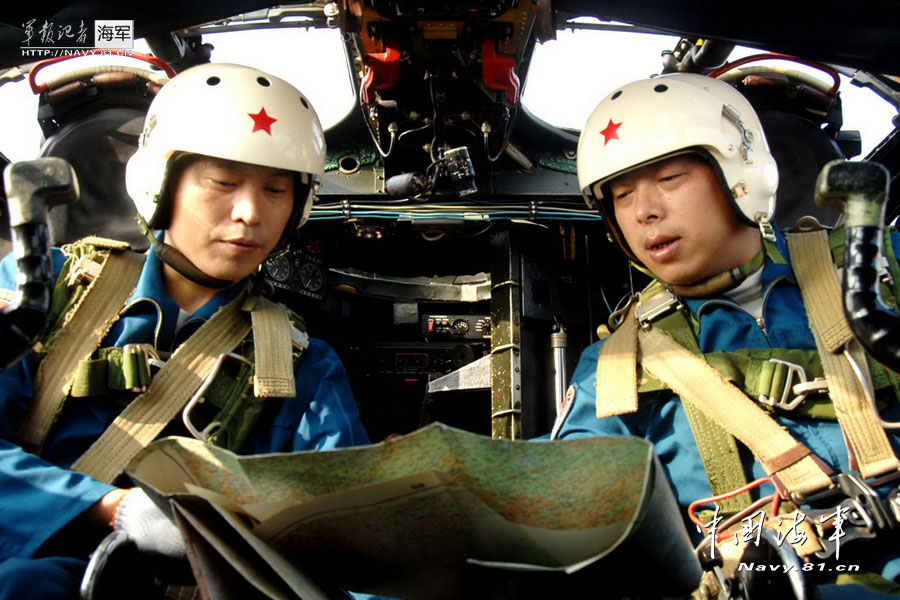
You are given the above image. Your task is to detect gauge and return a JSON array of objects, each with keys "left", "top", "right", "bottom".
[
  {"left": 299, "top": 262, "right": 324, "bottom": 292},
  {"left": 265, "top": 255, "right": 292, "bottom": 282}
]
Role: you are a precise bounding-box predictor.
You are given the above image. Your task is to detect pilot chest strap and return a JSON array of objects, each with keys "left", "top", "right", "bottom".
[
  {"left": 19, "top": 237, "right": 144, "bottom": 454},
  {"left": 71, "top": 292, "right": 298, "bottom": 484},
  {"left": 70, "top": 291, "right": 254, "bottom": 483},
  {"left": 786, "top": 229, "right": 899, "bottom": 479},
  {"left": 596, "top": 228, "right": 900, "bottom": 501},
  {"left": 599, "top": 306, "right": 834, "bottom": 499},
  {"left": 18, "top": 236, "right": 300, "bottom": 483}
]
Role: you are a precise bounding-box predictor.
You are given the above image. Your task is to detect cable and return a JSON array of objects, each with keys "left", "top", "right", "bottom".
[
  {"left": 688, "top": 477, "right": 779, "bottom": 541},
  {"left": 358, "top": 90, "right": 396, "bottom": 158},
  {"left": 709, "top": 52, "right": 840, "bottom": 96}
]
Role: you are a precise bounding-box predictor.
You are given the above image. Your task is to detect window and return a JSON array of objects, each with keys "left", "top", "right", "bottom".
[
  {"left": 0, "top": 27, "right": 355, "bottom": 161},
  {"left": 522, "top": 22, "right": 897, "bottom": 158}
]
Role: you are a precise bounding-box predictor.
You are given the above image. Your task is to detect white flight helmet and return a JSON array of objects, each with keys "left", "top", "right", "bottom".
[
  {"left": 126, "top": 62, "right": 326, "bottom": 244},
  {"left": 577, "top": 72, "right": 779, "bottom": 262}
]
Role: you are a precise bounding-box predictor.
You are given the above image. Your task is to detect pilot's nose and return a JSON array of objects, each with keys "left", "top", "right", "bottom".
[
  {"left": 633, "top": 182, "right": 664, "bottom": 223},
  {"left": 231, "top": 183, "right": 264, "bottom": 226}
]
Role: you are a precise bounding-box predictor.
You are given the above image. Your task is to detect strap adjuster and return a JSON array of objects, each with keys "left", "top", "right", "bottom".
[
  {"left": 759, "top": 358, "right": 828, "bottom": 411},
  {"left": 635, "top": 291, "right": 682, "bottom": 331},
  {"left": 182, "top": 352, "right": 252, "bottom": 442},
  {"left": 65, "top": 255, "right": 104, "bottom": 287},
  {"left": 121, "top": 343, "right": 162, "bottom": 392}
]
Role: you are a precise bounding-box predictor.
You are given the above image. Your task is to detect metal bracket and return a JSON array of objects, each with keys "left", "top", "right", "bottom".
[{"left": 635, "top": 290, "right": 682, "bottom": 331}]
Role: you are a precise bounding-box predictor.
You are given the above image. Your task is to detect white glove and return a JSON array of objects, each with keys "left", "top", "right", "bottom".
[{"left": 112, "top": 488, "right": 186, "bottom": 560}]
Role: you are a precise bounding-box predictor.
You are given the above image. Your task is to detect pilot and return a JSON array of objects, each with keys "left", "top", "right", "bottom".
[
  {"left": 556, "top": 73, "right": 900, "bottom": 597},
  {"left": 0, "top": 63, "right": 371, "bottom": 597}
]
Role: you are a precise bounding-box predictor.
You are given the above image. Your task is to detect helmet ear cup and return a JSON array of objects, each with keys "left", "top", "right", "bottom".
[
  {"left": 125, "top": 149, "right": 169, "bottom": 227},
  {"left": 273, "top": 175, "right": 316, "bottom": 250}
]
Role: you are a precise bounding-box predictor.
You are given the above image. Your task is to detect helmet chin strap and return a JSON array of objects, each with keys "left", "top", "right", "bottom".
[
  {"left": 667, "top": 245, "right": 766, "bottom": 298},
  {"left": 138, "top": 215, "right": 234, "bottom": 289}
]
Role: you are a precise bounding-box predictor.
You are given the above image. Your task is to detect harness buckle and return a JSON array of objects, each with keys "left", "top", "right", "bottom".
[
  {"left": 121, "top": 343, "right": 161, "bottom": 392},
  {"left": 65, "top": 255, "right": 103, "bottom": 287},
  {"left": 804, "top": 472, "right": 900, "bottom": 561},
  {"left": 182, "top": 352, "right": 252, "bottom": 442},
  {"left": 759, "top": 358, "right": 828, "bottom": 411},
  {"left": 635, "top": 291, "right": 683, "bottom": 331}
]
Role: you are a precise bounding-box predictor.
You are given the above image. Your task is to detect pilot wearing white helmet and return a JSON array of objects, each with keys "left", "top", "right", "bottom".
[
  {"left": 0, "top": 63, "right": 371, "bottom": 598},
  {"left": 553, "top": 73, "right": 900, "bottom": 596}
]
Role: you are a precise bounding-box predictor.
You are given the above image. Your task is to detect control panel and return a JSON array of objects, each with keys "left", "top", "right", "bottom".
[
  {"left": 262, "top": 237, "right": 327, "bottom": 301},
  {"left": 421, "top": 314, "right": 490, "bottom": 340}
]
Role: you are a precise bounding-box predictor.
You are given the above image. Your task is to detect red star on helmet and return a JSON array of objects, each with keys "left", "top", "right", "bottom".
[
  {"left": 249, "top": 107, "right": 277, "bottom": 135},
  {"left": 599, "top": 119, "right": 622, "bottom": 145}
]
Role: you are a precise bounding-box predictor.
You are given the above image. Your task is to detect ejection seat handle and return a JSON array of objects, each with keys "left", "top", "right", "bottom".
[{"left": 0, "top": 157, "right": 79, "bottom": 369}]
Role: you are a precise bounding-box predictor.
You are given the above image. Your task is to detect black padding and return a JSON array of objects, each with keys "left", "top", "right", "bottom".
[
  {"left": 39, "top": 107, "right": 148, "bottom": 250},
  {"left": 760, "top": 109, "right": 845, "bottom": 230}
]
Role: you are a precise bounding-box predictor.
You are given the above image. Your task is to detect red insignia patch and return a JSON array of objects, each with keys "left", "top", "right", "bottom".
[
  {"left": 248, "top": 107, "right": 277, "bottom": 135},
  {"left": 599, "top": 119, "right": 622, "bottom": 145}
]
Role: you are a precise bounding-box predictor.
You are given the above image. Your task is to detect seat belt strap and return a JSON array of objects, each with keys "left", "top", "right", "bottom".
[
  {"left": 787, "top": 230, "right": 900, "bottom": 478},
  {"left": 680, "top": 395, "right": 752, "bottom": 512},
  {"left": 596, "top": 307, "right": 752, "bottom": 510},
  {"left": 19, "top": 245, "right": 144, "bottom": 453},
  {"left": 71, "top": 292, "right": 251, "bottom": 483},
  {"left": 250, "top": 296, "right": 296, "bottom": 398},
  {"left": 595, "top": 304, "right": 639, "bottom": 418},
  {"left": 639, "top": 326, "right": 834, "bottom": 497}
]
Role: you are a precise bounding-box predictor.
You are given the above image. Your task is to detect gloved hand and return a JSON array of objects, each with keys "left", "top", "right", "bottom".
[{"left": 112, "top": 488, "right": 186, "bottom": 560}]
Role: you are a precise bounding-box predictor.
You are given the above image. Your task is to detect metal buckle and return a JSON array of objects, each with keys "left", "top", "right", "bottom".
[
  {"left": 121, "top": 343, "right": 161, "bottom": 392},
  {"left": 182, "top": 352, "right": 252, "bottom": 442},
  {"left": 805, "top": 472, "right": 900, "bottom": 561},
  {"left": 635, "top": 291, "right": 682, "bottom": 331},
  {"left": 65, "top": 255, "right": 103, "bottom": 287},
  {"left": 758, "top": 358, "right": 828, "bottom": 411},
  {"left": 758, "top": 218, "right": 777, "bottom": 242}
]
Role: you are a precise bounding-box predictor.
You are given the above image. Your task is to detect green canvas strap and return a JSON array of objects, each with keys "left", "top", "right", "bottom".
[
  {"left": 18, "top": 240, "right": 144, "bottom": 453},
  {"left": 249, "top": 296, "right": 296, "bottom": 398},
  {"left": 786, "top": 229, "right": 900, "bottom": 479},
  {"left": 69, "top": 345, "right": 166, "bottom": 398},
  {"left": 639, "top": 325, "right": 834, "bottom": 497},
  {"left": 597, "top": 301, "right": 753, "bottom": 511},
  {"left": 62, "top": 300, "right": 304, "bottom": 454},
  {"left": 71, "top": 291, "right": 252, "bottom": 483},
  {"left": 653, "top": 308, "right": 753, "bottom": 512}
]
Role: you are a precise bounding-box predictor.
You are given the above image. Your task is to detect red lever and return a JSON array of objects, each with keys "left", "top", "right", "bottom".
[
  {"left": 361, "top": 41, "right": 400, "bottom": 105},
  {"left": 481, "top": 38, "right": 519, "bottom": 104}
]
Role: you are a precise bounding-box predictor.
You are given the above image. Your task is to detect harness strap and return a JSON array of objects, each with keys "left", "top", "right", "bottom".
[
  {"left": 787, "top": 230, "right": 900, "bottom": 478},
  {"left": 250, "top": 296, "right": 296, "bottom": 397},
  {"left": 597, "top": 307, "right": 752, "bottom": 511},
  {"left": 680, "top": 392, "right": 753, "bottom": 512},
  {"left": 595, "top": 304, "right": 638, "bottom": 417},
  {"left": 639, "top": 326, "right": 834, "bottom": 497},
  {"left": 71, "top": 292, "right": 251, "bottom": 483},
  {"left": 18, "top": 243, "right": 144, "bottom": 453}
]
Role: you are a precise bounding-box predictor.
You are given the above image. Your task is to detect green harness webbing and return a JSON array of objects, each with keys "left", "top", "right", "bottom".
[
  {"left": 787, "top": 229, "right": 900, "bottom": 478},
  {"left": 18, "top": 238, "right": 144, "bottom": 454},
  {"left": 20, "top": 237, "right": 303, "bottom": 483},
  {"left": 645, "top": 284, "right": 754, "bottom": 512},
  {"left": 596, "top": 227, "right": 900, "bottom": 507},
  {"left": 71, "top": 291, "right": 253, "bottom": 483}
]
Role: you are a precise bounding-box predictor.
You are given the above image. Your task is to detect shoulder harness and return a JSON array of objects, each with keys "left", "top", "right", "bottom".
[
  {"left": 17, "top": 237, "right": 308, "bottom": 484},
  {"left": 595, "top": 226, "right": 900, "bottom": 509}
]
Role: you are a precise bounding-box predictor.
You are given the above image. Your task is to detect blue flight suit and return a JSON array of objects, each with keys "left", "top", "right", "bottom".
[
  {"left": 553, "top": 229, "right": 900, "bottom": 596},
  {"left": 0, "top": 244, "right": 371, "bottom": 597}
]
